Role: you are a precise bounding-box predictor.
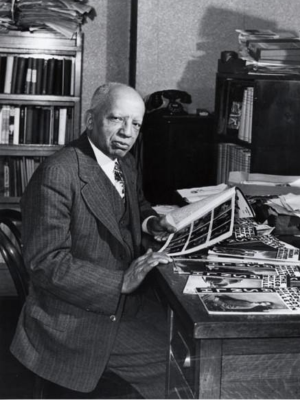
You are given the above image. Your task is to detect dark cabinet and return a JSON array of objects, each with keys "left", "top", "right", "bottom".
[
  {"left": 215, "top": 72, "right": 300, "bottom": 182},
  {"left": 140, "top": 114, "right": 215, "bottom": 205}
]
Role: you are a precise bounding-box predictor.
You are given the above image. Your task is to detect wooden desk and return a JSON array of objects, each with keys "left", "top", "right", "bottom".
[{"left": 155, "top": 264, "right": 300, "bottom": 399}]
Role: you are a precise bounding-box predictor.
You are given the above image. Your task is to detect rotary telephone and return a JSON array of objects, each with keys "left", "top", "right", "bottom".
[{"left": 144, "top": 90, "right": 192, "bottom": 115}]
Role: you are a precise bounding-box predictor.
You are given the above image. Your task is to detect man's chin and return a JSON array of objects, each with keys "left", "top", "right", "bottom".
[{"left": 112, "top": 148, "right": 129, "bottom": 158}]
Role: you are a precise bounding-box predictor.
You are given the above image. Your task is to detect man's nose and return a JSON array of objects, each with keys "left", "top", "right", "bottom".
[{"left": 119, "top": 120, "right": 132, "bottom": 137}]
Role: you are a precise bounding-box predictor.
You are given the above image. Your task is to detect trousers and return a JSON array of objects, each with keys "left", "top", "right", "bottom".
[{"left": 35, "top": 287, "right": 168, "bottom": 399}]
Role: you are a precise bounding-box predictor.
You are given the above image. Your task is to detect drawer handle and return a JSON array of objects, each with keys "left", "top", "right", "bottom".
[{"left": 178, "top": 331, "right": 191, "bottom": 368}]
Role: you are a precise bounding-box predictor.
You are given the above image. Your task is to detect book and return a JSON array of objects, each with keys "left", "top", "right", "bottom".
[
  {"left": 15, "top": 57, "right": 28, "bottom": 94},
  {"left": 31, "top": 58, "right": 37, "bottom": 94},
  {"left": 3, "top": 157, "right": 10, "bottom": 197},
  {"left": 1, "top": 105, "right": 10, "bottom": 144},
  {"left": 24, "top": 57, "right": 33, "bottom": 95},
  {"left": 58, "top": 107, "right": 67, "bottom": 145},
  {"left": 197, "top": 289, "right": 300, "bottom": 314},
  {"left": 46, "top": 58, "right": 56, "bottom": 95},
  {"left": 25, "top": 106, "right": 33, "bottom": 144},
  {"left": 53, "top": 58, "right": 63, "bottom": 95},
  {"left": 4, "top": 55, "right": 14, "bottom": 94},
  {"left": 41, "top": 59, "right": 48, "bottom": 95},
  {"left": 158, "top": 187, "right": 236, "bottom": 256},
  {"left": 31, "top": 107, "right": 40, "bottom": 144},
  {"left": 248, "top": 41, "right": 300, "bottom": 60},
  {"left": 19, "top": 106, "right": 26, "bottom": 144},
  {"left": 0, "top": 56, "right": 7, "bottom": 93},
  {"left": 13, "top": 106, "right": 20, "bottom": 145},
  {"left": 42, "top": 108, "right": 51, "bottom": 144},
  {"left": 11, "top": 56, "right": 19, "bottom": 94},
  {"left": 53, "top": 107, "right": 60, "bottom": 144},
  {"left": 35, "top": 58, "right": 44, "bottom": 95},
  {"left": 8, "top": 106, "right": 15, "bottom": 145},
  {"left": 63, "top": 58, "right": 72, "bottom": 95}
]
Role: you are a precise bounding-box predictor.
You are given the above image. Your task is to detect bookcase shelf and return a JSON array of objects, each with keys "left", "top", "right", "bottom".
[
  {"left": 0, "top": 30, "right": 83, "bottom": 208},
  {"left": 215, "top": 72, "right": 300, "bottom": 183}
]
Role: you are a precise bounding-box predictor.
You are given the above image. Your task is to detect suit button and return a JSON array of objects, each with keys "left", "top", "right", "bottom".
[{"left": 110, "top": 315, "right": 117, "bottom": 322}]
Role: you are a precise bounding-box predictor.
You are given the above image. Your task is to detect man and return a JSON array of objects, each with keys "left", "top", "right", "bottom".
[{"left": 10, "top": 83, "right": 175, "bottom": 398}]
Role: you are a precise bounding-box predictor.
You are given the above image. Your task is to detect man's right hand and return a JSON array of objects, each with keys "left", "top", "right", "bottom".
[{"left": 121, "top": 248, "right": 172, "bottom": 294}]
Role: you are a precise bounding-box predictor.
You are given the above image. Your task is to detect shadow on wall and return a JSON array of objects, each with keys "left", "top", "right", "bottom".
[
  {"left": 106, "top": 0, "right": 131, "bottom": 83},
  {"left": 177, "top": 5, "right": 297, "bottom": 112}
]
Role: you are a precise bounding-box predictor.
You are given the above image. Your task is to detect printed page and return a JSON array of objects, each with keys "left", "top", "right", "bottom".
[{"left": 159, "top": 187, "right": 236, "bottom": 256}]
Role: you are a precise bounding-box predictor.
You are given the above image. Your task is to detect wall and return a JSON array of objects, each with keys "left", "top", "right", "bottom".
[
  {"left": 135, "top": 0, "right": 300, "bottom": 113},
  {"left": 80, "top": 0, "right": 300, "bottom": 125},
  {"left": 81, "top": 0, "right": 131, "bottom": 130}
]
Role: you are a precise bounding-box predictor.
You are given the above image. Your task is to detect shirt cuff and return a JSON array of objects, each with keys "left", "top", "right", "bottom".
[{"left": 142, "top": 216, "right": 156, "bottom": 234}]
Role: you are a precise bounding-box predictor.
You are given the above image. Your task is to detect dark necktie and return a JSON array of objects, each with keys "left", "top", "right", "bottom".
[{"left": 113, "top": 160, "right": 125, "bottom": 199}]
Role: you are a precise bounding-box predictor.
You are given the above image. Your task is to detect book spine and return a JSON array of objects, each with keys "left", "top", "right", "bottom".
[
  {"left": 8, "top": 106, "right": 15, "bottom": 145},
  {"left": 42, "top": 59, "right": 48, "bottom": 95},
  {"left": 0, "top": 56, "right": 7, "bottom": 93},
  {"left": 46, "top": 58, "right": 56, "bottom": 95},
  {"left": 25, "top": 106, "right": 33, "bottom": 144},
  {"left": 3, "top": 158, "right": 10, "bottom": 197},
  {"left": 35, "top": 58, "right": 44, "bottom": 95},
  {"left": 58, "top": 108, "right": 67, "bottom": 145},
  {"left": 54, "top": 58, "right": 63, "bottom": 95},
  {"left": 63, "top": 58, "right": 72, "bottom": 96},
  {"left": 11, "top": 56, "right": 19, "bottom": 94},
  {"left": 4, "top": 56, "right": 14, "bottom": 94},
  {"left": 13, "top": 106, "right": 20, "bottom": 145},
  {"left": 25, "top": 57, "right": 33, "bottom": 95},
  {"left": 16, "top": 57, "right": 27, "bottom": 94},
  {"left": 19, "top": 106, "right": 26, "bottom": 144},
  {"left": 31, "top": 58, "right": 37, "bottom": 95},
  {"left": 53, "top": 107, "right": 60, "bottom": 144}
]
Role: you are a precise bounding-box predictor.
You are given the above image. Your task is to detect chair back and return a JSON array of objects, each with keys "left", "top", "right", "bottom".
[{"left": 0, "top": 209, "right": 28, "bottom": 305}]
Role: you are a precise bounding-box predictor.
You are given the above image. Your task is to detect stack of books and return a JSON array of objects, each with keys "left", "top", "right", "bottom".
[
  {"left": 236, "top": 29, "right": 300, "bottom": 73},
  {"left": 248, "top": 40, "right": 300, "bottom": 65}
]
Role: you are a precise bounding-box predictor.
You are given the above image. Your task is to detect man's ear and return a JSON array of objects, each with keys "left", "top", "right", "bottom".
[{"left": 85, "top": 110, "right": 94, "bottom": 130}]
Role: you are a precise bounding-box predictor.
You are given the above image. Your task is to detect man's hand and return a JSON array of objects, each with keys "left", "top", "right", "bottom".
[
  {"left": 146, "top": 215, "right": 177, "bottom": 242},
  {"left": 121, "top": 248, "right": 172, "bottom": 294}
]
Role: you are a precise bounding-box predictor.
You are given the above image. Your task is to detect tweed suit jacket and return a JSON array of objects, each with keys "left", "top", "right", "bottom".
[{"left": 10, "top": 132, "right": 157, "bottom": 392}]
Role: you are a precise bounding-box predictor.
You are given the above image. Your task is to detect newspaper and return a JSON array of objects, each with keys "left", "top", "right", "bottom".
[{"left": 158, "top": 187, "right": 236, "bottom": 256}]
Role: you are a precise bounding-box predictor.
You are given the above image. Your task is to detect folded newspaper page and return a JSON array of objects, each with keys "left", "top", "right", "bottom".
[{"left": 159, "top": 187, "right": 236, "bottom": 256}]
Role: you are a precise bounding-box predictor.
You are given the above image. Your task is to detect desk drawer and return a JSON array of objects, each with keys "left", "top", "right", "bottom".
[{"left": 170, "top": 312, "right": 196, "bottom": 394}]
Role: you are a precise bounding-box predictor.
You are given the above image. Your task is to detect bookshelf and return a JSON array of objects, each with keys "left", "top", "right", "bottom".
[
  {"left": 0, "top": 30, "right": 83, "bottom": 208},
  {"left": 215, "top": 72, "right": 300, "bottom": 183}
]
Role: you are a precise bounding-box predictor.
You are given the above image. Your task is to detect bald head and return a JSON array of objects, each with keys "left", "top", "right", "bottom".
[
  {"left": 86, "top": 82, "right": 145, "bottom": 159},
  {"left": 89, "top": 83, "right": 144, "bottom": 114}
]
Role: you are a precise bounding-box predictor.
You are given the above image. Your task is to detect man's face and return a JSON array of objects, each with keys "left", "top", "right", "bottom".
[{"left": 88, "top": 87, "right": 145, "bottom": 159}]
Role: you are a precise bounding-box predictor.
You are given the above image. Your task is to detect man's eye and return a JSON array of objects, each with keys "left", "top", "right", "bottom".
[
  {"left": 133, "top": 122, "right": 141, "bottom": 129},
  {"left": 111, "top": 116, "right": 123, "bottom": 122}
]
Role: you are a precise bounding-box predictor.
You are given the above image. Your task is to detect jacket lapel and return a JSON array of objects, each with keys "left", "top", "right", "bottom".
[{"left": 74, "top": 134, "right": 125, "bottom": 245}]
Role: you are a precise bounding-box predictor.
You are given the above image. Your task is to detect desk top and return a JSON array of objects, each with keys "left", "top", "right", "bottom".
[{"left": 155, "top": 262, "right": 300, "bottom": 340}]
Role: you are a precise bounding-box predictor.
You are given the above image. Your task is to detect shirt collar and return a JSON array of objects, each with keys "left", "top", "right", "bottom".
[{"left": 87, "top": 136, "right": 116, "bottom": 167}]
